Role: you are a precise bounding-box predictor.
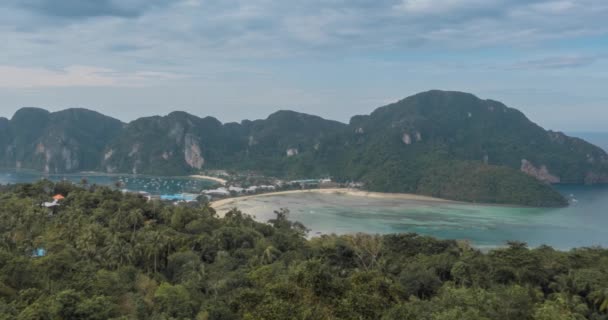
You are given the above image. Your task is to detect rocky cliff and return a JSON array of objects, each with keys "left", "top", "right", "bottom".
[{"left": 0, "top": 108, "right": 123, "bottom": 173}]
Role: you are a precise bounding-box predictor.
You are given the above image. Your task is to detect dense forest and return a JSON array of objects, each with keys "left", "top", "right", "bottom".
[{"left": 0, "top": 182, "right": 607, "bottom": 319}]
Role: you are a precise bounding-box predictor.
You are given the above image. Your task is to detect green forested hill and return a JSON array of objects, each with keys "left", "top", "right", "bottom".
[
  {"left": 2, "top": 90, "right": 608, "bottom": 206},
  {"left": 101, "top": 112, "right": 233, "bottom": 175},
  {"left": 314, "top": 90, "right": 608, "bottom": 206},
  {"left": 359, "top": 91, "right": 608, "bottom": 184},
  {"left": 0, "top": 182, "right": 607, "bottom": 319},
  {"left": 0, "top": 108, "right": 124, "bottom": 173},
  {"left": 100, "top": 110, "right": 347, "bottom": 176},
  {"left": 236, "top": 110, "right": 347, "bottom": 176}
]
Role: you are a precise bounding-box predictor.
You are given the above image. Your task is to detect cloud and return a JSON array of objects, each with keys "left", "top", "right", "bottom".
[
  {"left": 511, "top": 55, "right": 603, "bottom": 69},
  {"left": 0, "top": 65, "right": 184, "bottom": 88},
  {"left": 12, "top": 0, "right": 169, "bottom": 19},
  {"left": 0, "top": 0, "right": 603, "bottom": 69},
  {"left": 394, "top": 0, "right": 499, "bottom": 15},
  {"left": 0, "top": 0, "right": 606, "bottom": 131}
]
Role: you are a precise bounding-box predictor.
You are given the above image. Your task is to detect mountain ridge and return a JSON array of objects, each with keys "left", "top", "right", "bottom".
[{"left": 2, "top": 90, "right": 607, "bottom": 206}]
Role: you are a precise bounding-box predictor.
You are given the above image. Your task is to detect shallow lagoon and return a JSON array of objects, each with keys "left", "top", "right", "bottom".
[
  {"left": 1, "top": 169, "right": 606, "bottom": 249},
  {"left": 216, "top": 185, "right": 608, "bottom": 250}
]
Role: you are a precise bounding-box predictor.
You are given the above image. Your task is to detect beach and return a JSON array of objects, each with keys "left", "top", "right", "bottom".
[
  {"left": 189, "top": 175, "right": 227, "bottom": 185},
  {"left": 211, "top": 188, "right": 450, "bottom": 216}
]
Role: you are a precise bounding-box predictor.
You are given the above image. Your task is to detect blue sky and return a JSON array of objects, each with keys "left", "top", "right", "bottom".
[{"left": 0, "top": 0, "right": 606, "bottom": 131}]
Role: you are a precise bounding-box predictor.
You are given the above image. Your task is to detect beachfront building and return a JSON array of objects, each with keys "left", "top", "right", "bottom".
[
  {"left": 289, "top": 179, "right": 321, "bottom": 188},
  {"left": 245, "top": 186, "right": 257, "bottom": 193},
  {"left": 228, "top": 186, "right": 245, "bottom": 194},
  {"left": 203, "top": 187, "right": 230, "bottom": 197}
]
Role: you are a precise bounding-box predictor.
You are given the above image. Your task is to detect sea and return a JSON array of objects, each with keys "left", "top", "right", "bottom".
[
  {"left": 1, "top": 170, "right": 607, "bottom": 250},
  {"left": 0, "top": 170, "right": 217, "bottom": 195},
  {"left": 215, "top": 185, "right": 608, "bottom": 250}
]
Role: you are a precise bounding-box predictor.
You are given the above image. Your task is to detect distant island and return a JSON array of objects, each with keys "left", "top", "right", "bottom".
[{"left": 1, "top": 90, "right": 607, "bottom": 207}]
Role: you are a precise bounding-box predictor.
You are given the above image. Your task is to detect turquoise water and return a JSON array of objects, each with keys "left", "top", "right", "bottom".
[
  {"left": 0, "top": 170, "right": 217, "bottom": 195},
  {"left": 216, "top": 185, "right": 608, "bottom": 250}
]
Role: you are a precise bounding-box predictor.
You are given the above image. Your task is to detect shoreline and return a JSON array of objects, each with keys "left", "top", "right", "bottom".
[
  {"left": 0, "top": 168, "right": 227, "bottom": 185},
  {"left": 211, "top": 188, "right": 452, "bottom": 211},
  {"left": 189, "top": 175, "right": 227, "bottom": 185}
]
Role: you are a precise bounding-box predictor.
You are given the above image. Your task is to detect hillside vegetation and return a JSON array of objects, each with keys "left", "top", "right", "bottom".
[{"left": 0, "top": 182, "right": 607, "bottom": 319}]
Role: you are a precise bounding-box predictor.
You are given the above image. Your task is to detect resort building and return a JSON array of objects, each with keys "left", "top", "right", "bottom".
[
  {"left": 228, "top": 186, "right": 245, "bottom": 194},
  {"left": 203, "top": 187, "right": 230, "bottom": 197}
]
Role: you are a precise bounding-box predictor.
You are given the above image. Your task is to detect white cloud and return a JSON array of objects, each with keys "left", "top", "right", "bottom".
[
  {"left": 529, "top": 0, "right": 575, "bottom": 14},
  {"left": 511, "top": 55, "right": 601, "bottom": 70},
  {"left": 0, "top": 0, "right": 605, "bottom": 66},
  {"left": 0, "top": 1, "right": 606, "bottom": 130},
  {"left": 0, "top": 65, "right": 184, "bottom": 88},
  {"left": 394, "top": 0, "right": 496, "bottom": 14}
]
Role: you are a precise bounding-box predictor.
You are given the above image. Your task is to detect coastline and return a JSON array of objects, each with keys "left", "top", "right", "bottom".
[
  {"left": 0, "top": 169, "right": 227, "bottom": 186},
  {"left": 211, "top": 188, "right": 452, "bottom": 213},
  {"left": 189, "top": 175, "right": 227, "bottom": 185}
]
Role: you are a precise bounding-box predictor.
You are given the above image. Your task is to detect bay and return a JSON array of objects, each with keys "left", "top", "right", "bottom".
[
  {"left": 215, "top": 185, "right": 608, "bottom": 250},
  {"left": 2, "top": 169, "right": 607, "bottom": 250},
  {"left": 0, "top": 169, "right": 217, "bottom": 195}
]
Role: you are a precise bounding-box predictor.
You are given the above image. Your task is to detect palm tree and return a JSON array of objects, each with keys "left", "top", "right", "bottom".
[
  {"left": 0, "top": 233, "right": 15, "bottom": 252},
  {"left": 145, "top": 230, "right": 167, "bottom": 274},
  {"left": 75, "top": 228, "right": 96, "bottom": 259},
  {"left": 590, "top": 288, "right": 608, "bottom": 313},
  {"left": 104, "top": 235, "right": 132, "bottom": 269},
  {"left": 125, "top": 209, "right": 144, "bottom": 241}
]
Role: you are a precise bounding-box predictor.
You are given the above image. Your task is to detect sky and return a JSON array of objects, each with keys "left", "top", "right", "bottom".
[{"left": 0, "top": 0, "right": 606, "bottom": 131}]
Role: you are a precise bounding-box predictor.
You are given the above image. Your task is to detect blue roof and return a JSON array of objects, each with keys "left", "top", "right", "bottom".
[
  {"left": 160, "top": 194, "right": 197, "bottom": 201},
  {"left": 32, "top": 248, "right": 46, "bottom": 257}
]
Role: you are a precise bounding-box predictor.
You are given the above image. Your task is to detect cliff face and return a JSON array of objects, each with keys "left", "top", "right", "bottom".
[
  {"left": 0, "top": 108, "right": 124, "bottom": 173},
  {"left": 520, "top": 159, "right": 561, "bottom": 184},
  {"left": 101, "top": 110, "right": 346, "bottom": 176},
  {"left": 0, "top": 117, "right": 12, "bottom": 166}
]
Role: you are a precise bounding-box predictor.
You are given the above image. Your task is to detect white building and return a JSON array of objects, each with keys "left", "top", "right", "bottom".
[
  {"left": 228, "top": 186, "right": 245, "bottom": 193},
  {"left": 42, "top": 199, "right": 60, "bottom": 208},
  {"left": 203, "top": 187, "right": 230, "bottom": 196}
]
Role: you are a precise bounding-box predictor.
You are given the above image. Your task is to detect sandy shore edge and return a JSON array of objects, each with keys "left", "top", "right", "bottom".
[
  {"left": 189, "top": 175, "right": 227, "bottom": 185},
  {"left": 211, "top": 188, "right": 451, "bottom": 210}
]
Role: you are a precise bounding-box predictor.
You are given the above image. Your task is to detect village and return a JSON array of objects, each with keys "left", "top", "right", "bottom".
[
  {"left": 155, "top": 175, "right": 349, "bottom": 204},
  {"left": 38, "top": 170, "right": 363, "bottom": 208}
]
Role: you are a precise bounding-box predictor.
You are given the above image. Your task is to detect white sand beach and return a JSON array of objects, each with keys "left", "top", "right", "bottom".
[
  {"left": 189, "top": 175, "right": 227, "bottom": 185},
  {"left": 211, "top": 188, "right": 450, "bottom": 216}
]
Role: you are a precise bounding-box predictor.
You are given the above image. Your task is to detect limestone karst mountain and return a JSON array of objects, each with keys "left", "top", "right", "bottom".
[{"left": 3, "top": 90, "right": 607, "bottom": 206}]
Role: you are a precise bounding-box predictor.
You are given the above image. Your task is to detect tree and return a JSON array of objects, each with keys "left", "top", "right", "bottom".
[
  {"left": 154, "top": 283, "right": 195, "bottom": 319},
  {"left": 104, "top": 235, "right": 132, "bottom": 269},
  {"left": 346, "top": 233, "right": 383, "bottom": 270}
]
